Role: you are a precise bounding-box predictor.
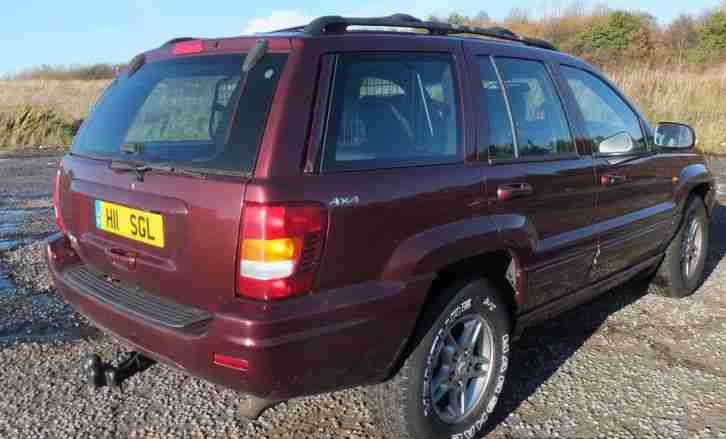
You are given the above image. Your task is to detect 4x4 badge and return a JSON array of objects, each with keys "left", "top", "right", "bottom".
[{"left": 329, "top": 196, "right": 360, "bottom": 207}]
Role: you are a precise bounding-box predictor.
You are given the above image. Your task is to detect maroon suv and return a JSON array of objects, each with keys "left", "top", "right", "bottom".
[{"left": 47, "top": 14, "right": 715, "bottom": 439}]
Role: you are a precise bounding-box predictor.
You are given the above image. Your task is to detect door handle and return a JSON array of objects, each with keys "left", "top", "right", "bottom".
[
  {"left": 104, "top": 247, "right": 137, "bottom": 270},
  {"left": 497, "top": 183, "right": 534, "bottom": 201},
  {"left": 600, "top": 174, "right": 627, "bottom": 186}
]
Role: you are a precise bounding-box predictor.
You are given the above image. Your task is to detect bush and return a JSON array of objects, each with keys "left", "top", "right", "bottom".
[
  {"left": 0, "top": 106, "right": 82, "bottom": 148},
  {"left": 691, "top": 11, "right": 726, "bottom": 63},
  {"left": 572, "top": 11, "right": 654, "bottom": 64}
]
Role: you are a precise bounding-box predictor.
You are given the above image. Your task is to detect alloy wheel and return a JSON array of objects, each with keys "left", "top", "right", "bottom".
[{"left": 430, "top": 315, "right": 495, "bottom": 424}]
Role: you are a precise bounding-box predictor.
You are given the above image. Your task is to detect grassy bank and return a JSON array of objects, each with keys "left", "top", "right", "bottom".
[
  {"left": 0, "top": 106, "right": 82, "bottom": 148},
  {"left": 606, "top": 66, "right": 726, "bottom": 154},
  {"left": 0, "top": 69, "right": 724, "bottom": 153},
  {"left": 0, "top": 79, "right": 108, "bottom": 149},
  {"left": 0, "top": 79, "right": 109, "bottom": 121}
]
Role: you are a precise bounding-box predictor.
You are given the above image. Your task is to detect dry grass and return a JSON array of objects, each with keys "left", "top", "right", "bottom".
[
  {"left": 0, "top": 79, "right": 110, "bottom": 121},
  {"left": 0, "top": 68, "right": 725, "bottom": 153},
  {"left": 605, "top": 65, "right": 726, "bottom": 154}
]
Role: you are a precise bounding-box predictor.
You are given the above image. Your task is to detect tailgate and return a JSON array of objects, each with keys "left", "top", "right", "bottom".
[
  {"left": 60, "top": 155, "right": 246, "bottom": 311},
  {"left": 55, "top": 48, "right": 289, "bottom": 311}
]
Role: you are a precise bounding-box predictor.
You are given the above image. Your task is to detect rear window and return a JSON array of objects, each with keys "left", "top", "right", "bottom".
[
  {"left": 72, "top": 54, "right": 287, "bottom": 173},
  {"left": 322, "top": 53, "right": 461, "bottom": 172}
]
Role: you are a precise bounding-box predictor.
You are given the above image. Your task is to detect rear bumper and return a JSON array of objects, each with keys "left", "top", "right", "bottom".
[{"left": 47, "top": 233, "right": 431, "bottom": 398}]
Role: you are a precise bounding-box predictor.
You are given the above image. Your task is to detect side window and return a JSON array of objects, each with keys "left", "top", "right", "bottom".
[
  {"left": 478, "top": 57, "right": 515, "bottom": 160},
  {"left": 494, "top": 58, "right": 576, "bottom": 158},
  {"left": 322, "top": 53, "right": 460, "bottom": 172},
  {"left": 561, "top": 66, "right": 646, "bottom": 153}
]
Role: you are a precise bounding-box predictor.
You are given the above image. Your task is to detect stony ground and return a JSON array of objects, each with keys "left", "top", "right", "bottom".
[{"left": 0, "top": 154, "right": 724, "bottom": 439}]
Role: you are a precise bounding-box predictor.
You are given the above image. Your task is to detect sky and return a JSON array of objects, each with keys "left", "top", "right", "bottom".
[{"left": 2, "top": 0, "right": 722, "bottom": 76}]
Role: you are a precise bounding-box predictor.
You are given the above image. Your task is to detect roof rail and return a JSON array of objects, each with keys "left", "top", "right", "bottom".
[{"left": 297, "top": 14, "right": 558, "bottom": 51}]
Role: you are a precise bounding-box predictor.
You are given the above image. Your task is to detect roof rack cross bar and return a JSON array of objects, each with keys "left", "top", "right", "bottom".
[{"left": 298, "top": 14, "right": 558, "bottom": 52}]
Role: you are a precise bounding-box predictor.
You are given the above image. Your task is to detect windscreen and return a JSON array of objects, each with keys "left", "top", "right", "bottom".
[{"left": 72, "top": 54, "right": 288, "bottom": 173}]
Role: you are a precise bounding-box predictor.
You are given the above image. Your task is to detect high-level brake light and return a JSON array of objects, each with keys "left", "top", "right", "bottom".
[{"left": 173, "top": 40, "right": 204, "bottom": 55}]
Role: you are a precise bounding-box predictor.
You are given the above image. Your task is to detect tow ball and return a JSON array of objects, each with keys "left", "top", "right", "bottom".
[{"left": 81, "top": 351, "right": 156, "bottom": 389}]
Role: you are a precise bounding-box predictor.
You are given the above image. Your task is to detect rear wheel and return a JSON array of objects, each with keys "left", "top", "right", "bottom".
[
  {"left": 649, "top": 196, "right": 709, "bottom": 298},
  {"left": 369, "top": 278, "right": 511, "bottom": 439}
]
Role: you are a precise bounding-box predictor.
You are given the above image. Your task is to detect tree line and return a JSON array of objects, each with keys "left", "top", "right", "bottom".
[
  {"left": 431, "top": 2, "right": 726, "bottom": 68},
  {"left": 10, "top": 64, "right": 124, "bottom": 81},
  {"left": 10, "top": 3, "right": 726, "bottom": 79}
]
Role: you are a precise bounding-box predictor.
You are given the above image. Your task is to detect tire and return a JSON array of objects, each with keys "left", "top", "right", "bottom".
[
  {"left": 649, "top": 196, "right": 709, "bottom": 298},
  {"left": 369, "top": 278, "right": 511, "bottom": 439}
]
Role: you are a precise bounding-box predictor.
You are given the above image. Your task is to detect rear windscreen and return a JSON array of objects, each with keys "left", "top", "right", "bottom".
[{"left": 72, "top": 54, "right": 287, "bottom": 173}]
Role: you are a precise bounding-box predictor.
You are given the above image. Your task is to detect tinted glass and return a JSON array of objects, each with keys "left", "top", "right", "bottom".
[
  {"left": 478, "top": 57, "right": 515, "bottom": 160},
  {"left": 72, "top": 54, "right": 287, "bottom": 173},
  {"left": 495, "top": 58, "right": 576, "bottom": 157},
  {"left": 323, "top": 53, "right": 461, "bottom": 172},
  {"left": 561, "top": 66, "right": 646, "bottom": 153}
]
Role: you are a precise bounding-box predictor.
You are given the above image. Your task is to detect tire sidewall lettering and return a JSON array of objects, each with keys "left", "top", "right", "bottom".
[{"left": 420, "top": 288, "right": 510, "bottom": 439}]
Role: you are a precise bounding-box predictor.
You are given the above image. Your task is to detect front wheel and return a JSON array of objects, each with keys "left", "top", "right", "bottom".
[
  {"left": 649, "top": 196, "right": 709, "bottom": 298},
  {"left": 369, "top": 278, "right": 511, "bottom": 439}
]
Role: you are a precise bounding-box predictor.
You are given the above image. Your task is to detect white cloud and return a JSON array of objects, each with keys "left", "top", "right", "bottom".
[{"left": 244, "top": 11, "right": 313, "bottom": 34}]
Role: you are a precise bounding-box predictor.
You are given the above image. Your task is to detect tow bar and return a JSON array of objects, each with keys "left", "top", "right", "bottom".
[{"left": 81, "top": 351, "right": 156, "bottom": 389}]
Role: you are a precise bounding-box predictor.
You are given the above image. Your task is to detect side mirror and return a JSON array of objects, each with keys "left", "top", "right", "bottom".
[
  {"left": 655, "top": 122, "right": 695, "bottom": 149},
  {"left": 598, "top": 132, "right": 634, "bottom": 155}
]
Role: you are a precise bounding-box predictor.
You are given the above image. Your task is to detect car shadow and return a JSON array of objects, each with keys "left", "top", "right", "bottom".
[
  {"left": 703, "top": 204, "right": 726, "bottom": 281},
  {"left": 483, "top": 203, "right": 726, "bottom": 436}
]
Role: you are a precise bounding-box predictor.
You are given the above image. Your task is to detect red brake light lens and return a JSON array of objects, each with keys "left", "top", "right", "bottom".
[
  {"left": 237, "top": 204, "right": 326, "bottom": 301},
  {"left": 173, "top": 40, "right": 204, "bottom": 55}
]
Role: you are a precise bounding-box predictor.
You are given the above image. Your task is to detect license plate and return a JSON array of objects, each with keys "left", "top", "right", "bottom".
[{"left": 95, "top": 200, "right": 165, "bottom": 248}]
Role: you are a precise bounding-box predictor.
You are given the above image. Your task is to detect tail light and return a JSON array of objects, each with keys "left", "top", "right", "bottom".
[
  {"left": 237, "top": 203, "right": 327, "bottom": 301},
  {"left": 53, "top": 164, "right": 67, "bottom": 233}
]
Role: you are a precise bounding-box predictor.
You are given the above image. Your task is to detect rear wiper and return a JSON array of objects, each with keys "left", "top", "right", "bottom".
[
  {"left": 109, "top": 161, "right": 207, "bottom": 181},
  {"left": 109, "top": 161, "right": 244, "bottom": 181}
]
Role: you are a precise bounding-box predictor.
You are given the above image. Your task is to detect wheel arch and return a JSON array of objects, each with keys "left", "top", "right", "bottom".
[
  {"left": 675, "top": 163, "right": 715, "bottom": 216},
  {"left": 385, "top": 249, "right": 521, "bottom": 380},
  {"left": 690, "top": 182, "right": 714, "bottom": 216}
]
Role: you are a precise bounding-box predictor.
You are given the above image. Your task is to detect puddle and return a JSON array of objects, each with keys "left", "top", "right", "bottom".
[
  {"left": 29, "top": 293, "right": 53, "bottom": 308},
  {"left": 0, "top": 266, "right": 16, "bottom": 298},
  {"left": 0, "top": 308, "right": 99, "bottom": 346},
  {"left": 0, "top": 264, "right": 97, "bottom": 346},
  {"left": 0, "top": 209, "right": 23, "bottom": 294},
  {"left": 0, "top": 224, "right": 17, "bottom": 234},
  {"left": 0, "top": 202, "right": 97, "bottom": 346},
  {"left": 0, "top": 209, "right": 28, "bottom": 229},
  {"left": 0, "top": 209, "right": 28, "bottom": 252},
  {"left": 7, "top": 193, "right": 52, "bottom": 201},
  {"left": 0, "top": 238, "right": 30, "bottom": 252},
  {"left": 0, "top": 328, "right": 99, "bottom": 346}
]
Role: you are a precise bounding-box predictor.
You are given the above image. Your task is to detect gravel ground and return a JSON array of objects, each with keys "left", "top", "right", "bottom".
[{"left": 0, "top": 154, "right": 724, "bottom": 439}]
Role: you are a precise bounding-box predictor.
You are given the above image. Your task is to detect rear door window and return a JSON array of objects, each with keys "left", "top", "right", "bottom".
[
  {"left": 478, "top": 57, "right": 516, "bottom": 160},
  {"left": 72, "top": 54, "right": 287, "bottom": 173},
  {"left": 322, "top": 53, "right": 461, "bottom": 172},
  {"left": 494, "top": 58, "right": 576, "bottom": 158}
]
